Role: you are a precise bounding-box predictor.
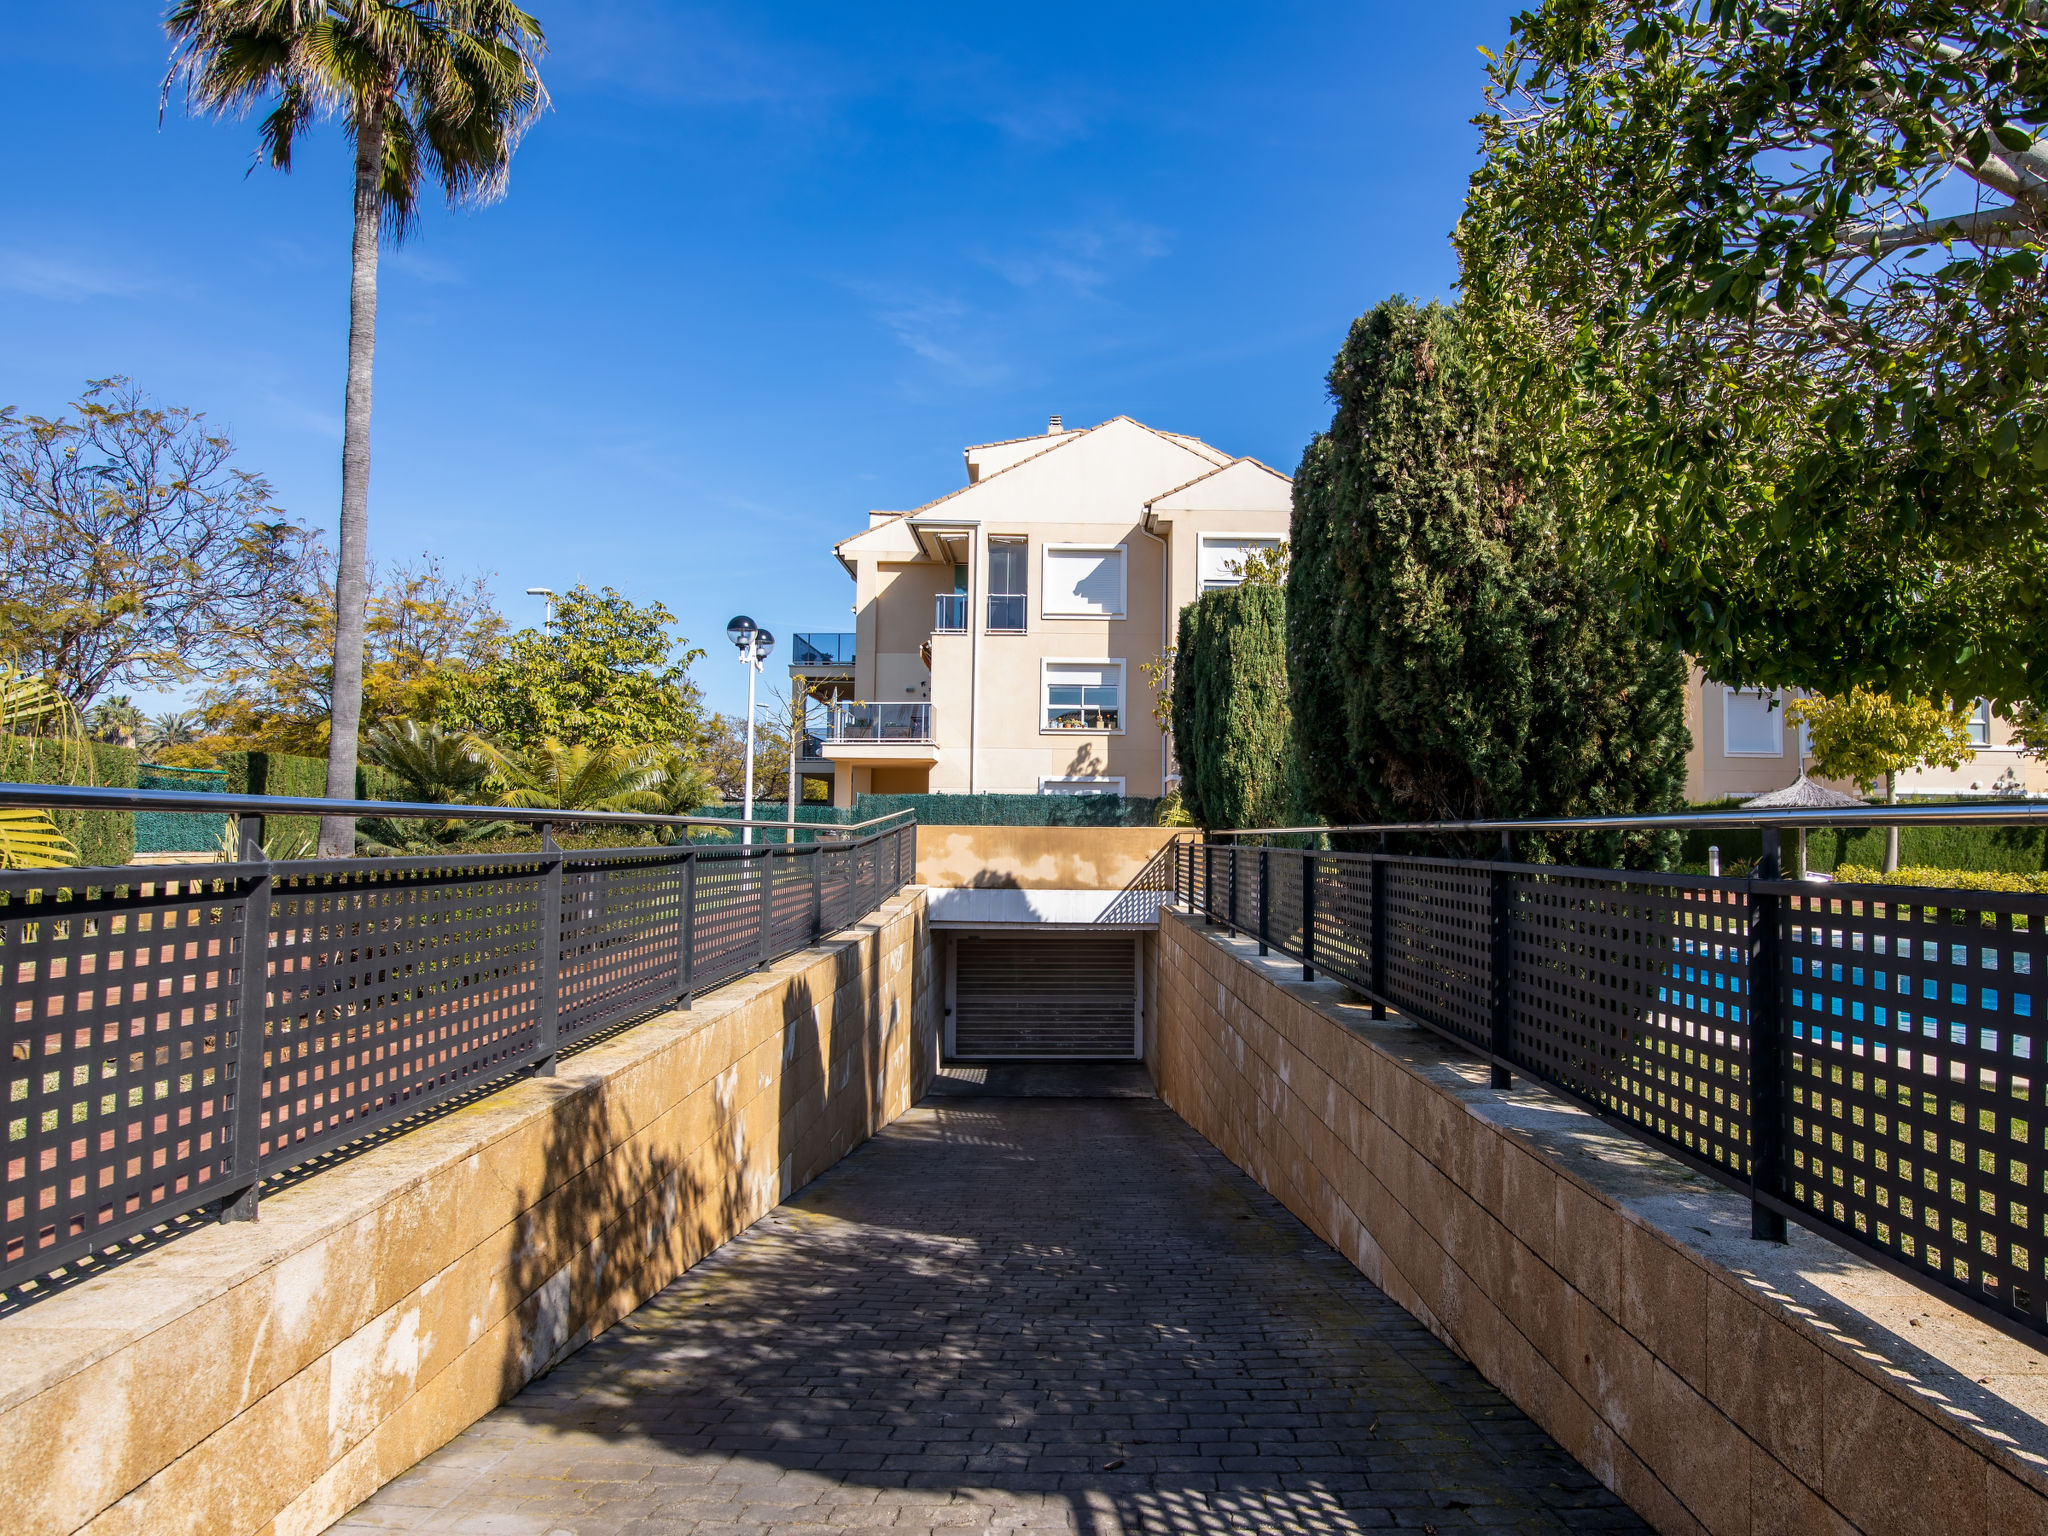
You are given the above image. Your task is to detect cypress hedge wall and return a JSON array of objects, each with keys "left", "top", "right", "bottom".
[
  {"left": 1288, "top": 297, "right": 1690, "bottom": 865},
  {"left": 850, "top": 793, "right": 1161, "bottom": 827},
  {"left": 0, "top": 737, "right": 139, "bottom": 868},
  {"left": 1170, "top": 583, "right": 1294, "bottom": 831}
]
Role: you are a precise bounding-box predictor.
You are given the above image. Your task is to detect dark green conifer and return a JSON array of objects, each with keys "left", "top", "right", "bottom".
[{"left": 1287, "top": 297, "right": 1688, "bottom": 863}]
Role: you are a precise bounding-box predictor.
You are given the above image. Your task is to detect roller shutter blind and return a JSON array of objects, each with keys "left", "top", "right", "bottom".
[{"left": 950, "top": 933, "right": 1139, "bottom": 1059}]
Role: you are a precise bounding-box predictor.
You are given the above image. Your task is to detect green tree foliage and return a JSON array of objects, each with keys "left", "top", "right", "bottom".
[
  {"left": 363, "top": 719, "right": 494, "bottom": 804},
  {"left": 479, "top": 738, "right": 664, "bottom": 814},
  {"left": 202, "top": 556, "right": 504, "bottom": 754},
  {"left": 1785, "top": 687, "right": 1977, "bottom": 868},
  {"left": 1170, "top": 584, "right": 1295, "bottom": 831},
  {"left": 1288, "top": 298, "right": 1690, "bottom": 862},
  {"left": 446, "top": 585, "right": 704, "bottom": 751},
  {"left": 0, "top": 378, "right": 316, "bottom": 708},
  {"left": 697, "top": 710, "right": 792, "bottom": 802},
  {"left": 1458, "top": 0, "right": 2048, "bottom": 708}
]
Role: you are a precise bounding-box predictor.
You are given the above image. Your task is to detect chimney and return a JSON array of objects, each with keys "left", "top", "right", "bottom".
[{"left": 1047, "top": 414, "right": 1062, "bottom": 433}]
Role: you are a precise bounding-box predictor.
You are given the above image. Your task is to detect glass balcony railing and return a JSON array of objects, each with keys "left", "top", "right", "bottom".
[
  {"left": 825, "top": 703, "right": 934, "bottom": 743},
  {"left": 792, "top": 632, "right": 857, "bottom": 667},
  {"left": 933, "top": 594, "right": 967, "bottom": 633},
  {"left": 986, "top": 593, "right": 1026, "bottom": 632}
]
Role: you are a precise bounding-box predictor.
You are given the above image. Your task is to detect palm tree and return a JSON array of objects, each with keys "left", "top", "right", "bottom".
[
  {"left": 645, "top": 750, "right": 716, "bottom": 844},
  {"left": 364, "top": 718, "right": 492, "bottom": 804},
  {"left": 89, "top": 695, "right": 146, "bottom": 747},
  {"left": 0, "top": 666, "right": 86, "bottom": 868},
  {"left": 149, "top": 710, "right": 201, "bottom": 745},
  {"left": 481, "top": 739, "right": 666, "bottom": 818},
  {"left": 164, "top": 2, "right": 549, "bottom": 857}
]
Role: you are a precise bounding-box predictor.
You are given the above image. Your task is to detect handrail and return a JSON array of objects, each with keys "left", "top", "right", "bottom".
[
  {"left": 0, "top": 779, "right": 913, "bottom": 834},
  {"left": 1209, "top": 799, "right": 2048, "bottom": 837}
]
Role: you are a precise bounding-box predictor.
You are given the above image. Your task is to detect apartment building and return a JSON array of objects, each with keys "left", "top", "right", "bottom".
[
  {"left": 817, "top": 415, "right": 1293, "bottom": 805},
  {"left": 1684, "top": 669, "right": 2047, "bottom": 800}
]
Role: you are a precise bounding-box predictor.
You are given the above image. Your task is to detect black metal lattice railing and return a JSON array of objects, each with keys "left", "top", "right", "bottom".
[
  {"left": 0, "top": 784, "right": 914, "bottom": 1296},
  {"left": 1179, "top": 827, "right": 2048, "bottom": 1350}
]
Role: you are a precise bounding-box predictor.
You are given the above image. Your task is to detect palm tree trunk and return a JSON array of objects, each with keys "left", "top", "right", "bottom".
[
  {"left": 1885, "top": 770, "right": 1900, "bottom": 873},
  {"left": 320, "top": 100, "right": 386, "bottom": 858}
]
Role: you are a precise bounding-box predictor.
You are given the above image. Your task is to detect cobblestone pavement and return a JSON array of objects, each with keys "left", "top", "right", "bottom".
[{"left": 327, "top": 1084, "right": 1648, "bottom": 1536}]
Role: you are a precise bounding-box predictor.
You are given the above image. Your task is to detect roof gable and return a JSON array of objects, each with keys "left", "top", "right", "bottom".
[{"left": 1147, "top": 457, "right": 1293, "bottom": 514}]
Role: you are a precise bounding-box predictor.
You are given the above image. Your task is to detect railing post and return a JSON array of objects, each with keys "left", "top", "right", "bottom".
[
  {"left": 1256, "top": 844, "right": 1269, "bottom": 955},
  {"left": 1300, "top": 848, "right": 1316, "bottom": 982},
  {"left": 1489, "top": 830, "right": 1514, "bottom": 1090},
  {"left": 533, "top": 826, "right": 562, "bottom": 1078},
  {"left": 1749, "top": 828, "right": 1789, "bottom": 1242},
  {"left": 1370, "top": 835, "right": 1388, "bottom": 1018},
  {"left": 758, "top": 846, "right": 774, "bottom": 968},
  {"left": 1227, "top": 843, "right": 1239, "bottom": 933},
  {"left": 1204, "top": 842, "right": 1216, "bottom": 926},
  {"left": 680, "top": 847, "right": 697, "bottom": 1010},
  {"left": 220, "top": 815, "right": 269, "bottom": 1222},
  {"left": 811, "top": 841, "right": 824, "bottom": 942}
]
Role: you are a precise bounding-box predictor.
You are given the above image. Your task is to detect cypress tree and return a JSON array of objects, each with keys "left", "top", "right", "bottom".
[
  {"left": 1171, "top": 582, "right": 1294, "bottom": 831},
  {"left": 1288, "top": 296, "right": 1688, "bottom": 863}
]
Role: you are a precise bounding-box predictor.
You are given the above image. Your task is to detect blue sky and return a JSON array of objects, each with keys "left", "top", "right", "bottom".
[{"left": 1, "top": 2, "right": 1513, "bottom": 721}]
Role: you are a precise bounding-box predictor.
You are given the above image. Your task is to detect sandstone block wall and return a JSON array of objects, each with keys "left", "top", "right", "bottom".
[
  {"left": 1153, "top": 908, "right": 2048, "bottom": 1536},
  {"left": 0, "top": 889, "right": 932, "bottom": 1536}
]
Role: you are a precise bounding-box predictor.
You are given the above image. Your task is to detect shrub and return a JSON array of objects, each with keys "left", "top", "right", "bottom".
[
  {"left": 1171, "top": 582, "right": 1294, "bottom": 831},
  {"left": 1832, "top": 865, "right": 2048, "bottom": 895},
  {"left": 1287, "top": 297, "right": 1689, "bottom": 865}
]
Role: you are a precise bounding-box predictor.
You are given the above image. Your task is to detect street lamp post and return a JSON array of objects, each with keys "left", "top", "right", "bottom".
[
  {"left": 726, "top": 616, "right": 775, "bottom": 846},
  {"left": 525, "top": 586, "right": 558, "bottom": 633}
]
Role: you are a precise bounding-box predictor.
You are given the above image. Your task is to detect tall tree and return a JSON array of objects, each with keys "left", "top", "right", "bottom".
[
  {"left": 166, "top": 0, "right": 549, "bottom": 855},
  {"left": 1459, "top": 0, "right": 2048, "bottom": 710},
  {"left": 1289, "top": 298, "right": 1690, "bottom": 865},
  {"left": 0, "top": 378, "right": 315, "bottom": 707},
  {"left": 444, "top": 585, "right": 704, "bottom": 751},
  {"left": 201, "top": 554, "right": 504, "bottom": 753},
  {"left": 1170, "top": 579, "right": 1295, "bottom": 833}
]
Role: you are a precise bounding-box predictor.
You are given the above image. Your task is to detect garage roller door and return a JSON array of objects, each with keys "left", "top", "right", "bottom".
[{"left": 948, "top": 933, "right": 1140, "bottom": 1059}]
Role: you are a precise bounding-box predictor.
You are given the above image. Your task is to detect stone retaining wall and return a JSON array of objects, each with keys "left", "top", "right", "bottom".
[
  {"left": 1, "top": 889, "right": 932, "bottom": 1536},
  {"left": 1153, "top": 907, "right": 2048, "bottom": 1536}
]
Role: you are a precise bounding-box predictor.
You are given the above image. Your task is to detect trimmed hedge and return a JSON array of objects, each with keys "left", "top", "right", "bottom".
[
  {"left": 1171, "top": 582, "right": 1294, "bottom": 832},
  {"left": 1833, "top": 864, "right": 2048, "bottom": 893},
  {"left": 1679, "top": 818, "right": 2046, "bottom": 874},
  {"left": 850, "top": 792, "right": 1161, "bottom": 827},
  {"left": 135, "top": 764, "right": 230, "bottom": 854},
  {"left": 0, "top": 737, "right": 139, "bottom": 868}
]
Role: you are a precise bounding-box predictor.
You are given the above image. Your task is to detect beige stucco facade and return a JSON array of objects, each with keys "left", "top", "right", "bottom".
[
  {"left": 1683, "top": 667, "right": 2048, "bottom": 802},
  {"left": 822, "top": 417, "right": 1294, "bottom": 804}
]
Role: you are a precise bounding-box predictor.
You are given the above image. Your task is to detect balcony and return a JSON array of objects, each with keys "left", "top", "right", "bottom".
[
  {"left": 933, "top": 593, "right": 967, "bottom": 634},
  {"left": 826, "top": 703, "right": 933, "bottom": 743},
  {"left": 987, "top": 593, "right": 1026, "bottom": 632},
  {"left": 792, "top": 632, "right": 856, "bottom": 669}
]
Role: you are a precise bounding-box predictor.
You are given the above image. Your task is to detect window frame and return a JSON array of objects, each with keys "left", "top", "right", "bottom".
[
  {"left": 1040, "top": 657, "right": 1126, "bottom": 736},
  {"left": 1721, "top": 685, "right": 1785, "bottom": 758},
  {"left": 1197, "top": 532, "right": 1283, "bottom": 592},
  {"left": 1038, "top": 775, "right": 1127, "bottom": 796},
  {"left": 1970, "top": 698, "right": 1994, "bottom": 747},
  {"left": 1040, "top": 542, "right": 1128, "bottom": 620}
]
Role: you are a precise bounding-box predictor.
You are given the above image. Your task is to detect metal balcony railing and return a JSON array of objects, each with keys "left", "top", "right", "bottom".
[
  {"left": 792, "top": 632, "right": 856, "bottom": 667},
  {"left": 825, "top": 702, "right": 933, "bottom": 743},
  {"left": 0, "top": 781, "right": 915, "bottom": 1299},
  {"left": 1181, "top": 798, "right": 2048, "bottom": 1352},
  {"left": 933, "top": 593, "right": 966, "bottom": 633}
]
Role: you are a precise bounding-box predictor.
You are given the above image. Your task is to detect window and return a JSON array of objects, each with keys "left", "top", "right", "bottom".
[
  {"left": 1039, "top": 776, "right": 1125, "bottom": 795},
  {"left": 1970, "top": 698, "right": 1993, "bottom": 746},
  {"left": 1042, "top": 545, "right": 1126, "bottom": 618},
  {"left": 987, "top": 540, "right": 1026, "bottom": 631},
  {"left": 1722, "top": 687, "right": 1783, "bottom": 756},
  {"left": 1199, "top": 535, "right": 1281, "bottom": 591},
  {"left": 1043, "top": 661, "right": 1122, "bottom": 732}
]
